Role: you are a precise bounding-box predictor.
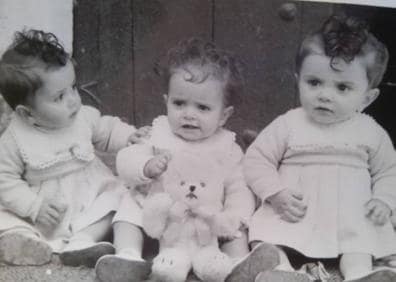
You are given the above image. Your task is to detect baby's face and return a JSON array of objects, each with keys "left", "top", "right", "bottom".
[
  {"left": 298, "top": 53, "right": 376, "bottom": 124},
  {"left": 29, "top": 61, "right": 81, "bottom": 129},
  {"left": 166, "top": 66, "right": 233, "bottom": 142}
]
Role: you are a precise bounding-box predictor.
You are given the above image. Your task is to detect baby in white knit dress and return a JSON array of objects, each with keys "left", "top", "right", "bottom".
[{"left": 245, "top": 15, "right": 396, "bottom": 282}]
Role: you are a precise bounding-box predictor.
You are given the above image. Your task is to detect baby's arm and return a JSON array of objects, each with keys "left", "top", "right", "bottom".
[
  {"left": 244, "top": 115, "right": 307, "bottom": 222},
  {"left": 221, "top": 144, "right": 255, "bottom": 235},
  {"left": 367, "top": 126, "right": 396, "bottom": 225},
  {"left": 82, "top": 106, "right": 145, "bottom": 153},
  {"left": 143, "top": 149, "right": 171, "bottom": 179},
  {"left": 0, "top": 132, "right": 43, "bottom": 223},
  {"left": 116, "top": 144, "right": 171, "bottom": 187}
]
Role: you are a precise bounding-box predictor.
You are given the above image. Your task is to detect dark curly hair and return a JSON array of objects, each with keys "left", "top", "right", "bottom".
[
  {"left": 296, "top": 14, "right": 388, "bottom": 88},
  {"left": 0, "top": 29, "right": 69, "bottom": 110},
  {"left": 155, "top": 37, "right": 244, "bottom": 107}
]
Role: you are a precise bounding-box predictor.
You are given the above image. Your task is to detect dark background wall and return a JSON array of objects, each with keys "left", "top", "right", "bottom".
[{"left": 72, "top": 1, "right": 396, "bottom": 146}]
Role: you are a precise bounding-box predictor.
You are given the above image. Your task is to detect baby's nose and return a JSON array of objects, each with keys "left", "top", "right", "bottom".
[
  {"left": 189, "top": 185, "right": 196, "bottom": 192},
  {"left": 183, "top": 107, "right": 196, "bottom": 119},
  {"left": 317, "top": 90, "right": 332, "bottom": 102}
]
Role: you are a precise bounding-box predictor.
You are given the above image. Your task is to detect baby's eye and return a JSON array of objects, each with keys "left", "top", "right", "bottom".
[
  {"left": 173, "top": 100, "right": 185, "bottom": 107},
  {"left": 180, "top": 181, "right": 185, "bottom": 186},
  {"left": 198, "top": 104, "right": 210, "bottom": 111},
  {"left": 307, "top": 79, "right": 321, "bottom": 87},
  {"left": 200, "top": 182, "right": 206, "bottom": 188},
  {"left": 337, "top": 83, "right": 350, "bottom": 92}
]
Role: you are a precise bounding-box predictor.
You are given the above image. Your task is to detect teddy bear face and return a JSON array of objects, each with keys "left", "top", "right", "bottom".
[{"left": 162, "top": 151, "right": 225, "bottom": 210}]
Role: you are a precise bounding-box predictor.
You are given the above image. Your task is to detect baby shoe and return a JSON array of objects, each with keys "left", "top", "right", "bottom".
[
  {"left": 375, "top": 254, "right": 396, "bottom": 268},
  {"left": 59, "top": 234, "right": 115, "bottom": 268},
  {"left": 225, "top": 242, "right": 280, "bottom": 282},
  {"left": 298, "top": 261, "right": 330, "bottom": 281},
  {"left": 95, "top": 249, "right": 152, "bottom": 282},
  {"left": 345, "top": 268, "right": 396, "bottom": 282},
  {"left": 0, "top": 228, "right": 52, "bottom": 265},
  {"left": 255, "top": 270, "right": 311, "bottom": 282}
]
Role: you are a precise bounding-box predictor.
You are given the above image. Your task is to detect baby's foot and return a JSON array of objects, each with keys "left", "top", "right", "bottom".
[
  {"left": 256, "top": 270, "right": 311, "bottom": 282},
  {"left": 0, "top": 228, "right": 52, "bottom": 265},
  {"left": 345, "top": 269, "right": 396, "bottom": 282},
  {"left": 95, "top": 249, "right": 151, "bottom": 282},
  {"left": 225, "top": 242, "right": 279, "bottom": 282},
  {"left": 59, "top": 234, "right": 115, "bottom": 268}
]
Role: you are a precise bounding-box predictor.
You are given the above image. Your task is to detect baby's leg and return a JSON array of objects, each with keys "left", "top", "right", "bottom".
[
  {"left": 340, "top": 253, "right": 372, "bottom": 281},
  {"left": 60, "top": 212, "right": 115, "bottom": 267},
  {"left": 95, "top": 222, "right": 151, "bottom": 282},
  {"left": 0, "top": 227, "right": 52, "bottom": 265},
  {"left": 113, "top": 221, "right": 144, "bottom": 257},
  {"left": 221, "top": 228, "right": 249, "bottom": 260}
]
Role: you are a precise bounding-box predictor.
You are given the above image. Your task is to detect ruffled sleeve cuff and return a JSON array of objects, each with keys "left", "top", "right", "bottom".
[{"left": 116, "top": 146, "right": 152, "bottom": 187}]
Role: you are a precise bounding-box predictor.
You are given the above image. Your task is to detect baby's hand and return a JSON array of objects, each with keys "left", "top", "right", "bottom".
[
  {"left": 143, "top": 150, "right": 172, "bottom": 179},
  {"left": 128, "top": 126, "right": 151, "bottom": 144},
  {"left": 365, "top": 199, "right": 391, "bottom": 226},
  {"left": 36, "top": 197, "right": 67, "bottom": 228},
  {"left": 267, "top": 189, "right": 307, "bottom": 223}
]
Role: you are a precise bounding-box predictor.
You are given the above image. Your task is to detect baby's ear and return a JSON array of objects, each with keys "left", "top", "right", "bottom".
[
  {"left": 15, "top": 105, "right": 35, "bottom": 125},
  {"left": 361, "top": 88, "right": 380, "bottom": 111},
  {"left": 163, "top": 94, "right": 168, "bottom": 105},
  {"left": 219, "top": 106, "right": 234, "bottom": 127}
]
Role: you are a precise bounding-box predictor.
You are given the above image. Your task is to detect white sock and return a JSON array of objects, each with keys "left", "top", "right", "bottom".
[{"left": 118, "top": 248, "right": 144, "bottom": 261}]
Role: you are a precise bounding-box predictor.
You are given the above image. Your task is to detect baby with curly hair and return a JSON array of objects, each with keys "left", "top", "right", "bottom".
[
  {"left": 0, "top": 29, "right": 148, "bottom": 267},
  {"left": 245, "top": 15, "right": 396, "bottom": 282},
  {"left": 94, "top": 38, "right": 277, "bottom": 282}
]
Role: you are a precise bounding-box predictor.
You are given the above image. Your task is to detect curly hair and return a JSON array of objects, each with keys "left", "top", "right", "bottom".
[
  {"left": 0, "top": 29, "right": 69, "bottom": 110},
  {"left": 296, "top": 14, "right": 389, "bottom": 88},
  {"left": 155, "top": 37, "right": 244, "bottom": 107}
]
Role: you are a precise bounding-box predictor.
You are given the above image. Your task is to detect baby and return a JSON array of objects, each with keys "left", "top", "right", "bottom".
[
  {"left": 245, "top": 15, "right": 396, "bottom": 282},
  {"left": 95, "top": 38, "right": 276, "bottom": 282},
  {"left": 0, "top": 29, "right": 147, "bottom": 267}
]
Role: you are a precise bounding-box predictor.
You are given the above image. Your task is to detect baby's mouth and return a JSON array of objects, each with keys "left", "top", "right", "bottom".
[
  {"left": 182, "top": 124, "right": 199, "bottom": 130},
  {"left": 315, "top": 106, "right": 333, "bottom": 113}
]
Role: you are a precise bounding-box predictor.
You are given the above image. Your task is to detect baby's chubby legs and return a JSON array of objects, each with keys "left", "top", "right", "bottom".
[
  {"left": 112, "top": 221, "right": 144, "bottom": 259},
  {"left": 95, "top": 221, "right": 151, "bottom": 282},
  {"left": 60, "top": 212, "right": 115, "bottom": 267},
  {"left": 221, "top": 228, "right": 250, "bottom": 261},
  {"left": 95, "top": 193, "right": 151, "bottom": 282},
  {"left": 340, "top": 253, "right": 372, "bottom": 281}
]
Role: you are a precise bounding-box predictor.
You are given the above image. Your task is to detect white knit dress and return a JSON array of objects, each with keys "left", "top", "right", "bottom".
[
  {"left": 0, "top": 106, "right": 134, "bottom": 251},
  {"left": 245, "top": 108, "right": 396, "bottom": 258}
]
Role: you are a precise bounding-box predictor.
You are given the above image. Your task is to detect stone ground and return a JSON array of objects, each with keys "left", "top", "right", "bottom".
[
  {"left": 0, "top": 255, "right": 344, "bottom": 282},
  {"left": 0, "top": 255, "right": 97, "bottom": 282}
]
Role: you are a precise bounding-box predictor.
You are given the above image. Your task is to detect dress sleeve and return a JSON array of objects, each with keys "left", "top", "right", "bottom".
[
  {"left": 116, "top": 144, "right": 154, "bottom": 187},
  {"left": 82, "top": 106, "right": 137, "bottom": 153},
  {"left": 370, "top": 126, "right": 396, "bottom": 210},
  {"left": 243, "top": 114, "right": 289, "bottom": 201},
  {"left": 223, "top": 143, "right": 255, "bottom": 224},
  {"left": 0, "top": 131, "right": 43, "bottom": 222}
]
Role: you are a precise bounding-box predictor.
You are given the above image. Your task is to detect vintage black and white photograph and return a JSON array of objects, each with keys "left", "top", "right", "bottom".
[{"left": 1, "top": 0, "right": 396, "bottom": 281}]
